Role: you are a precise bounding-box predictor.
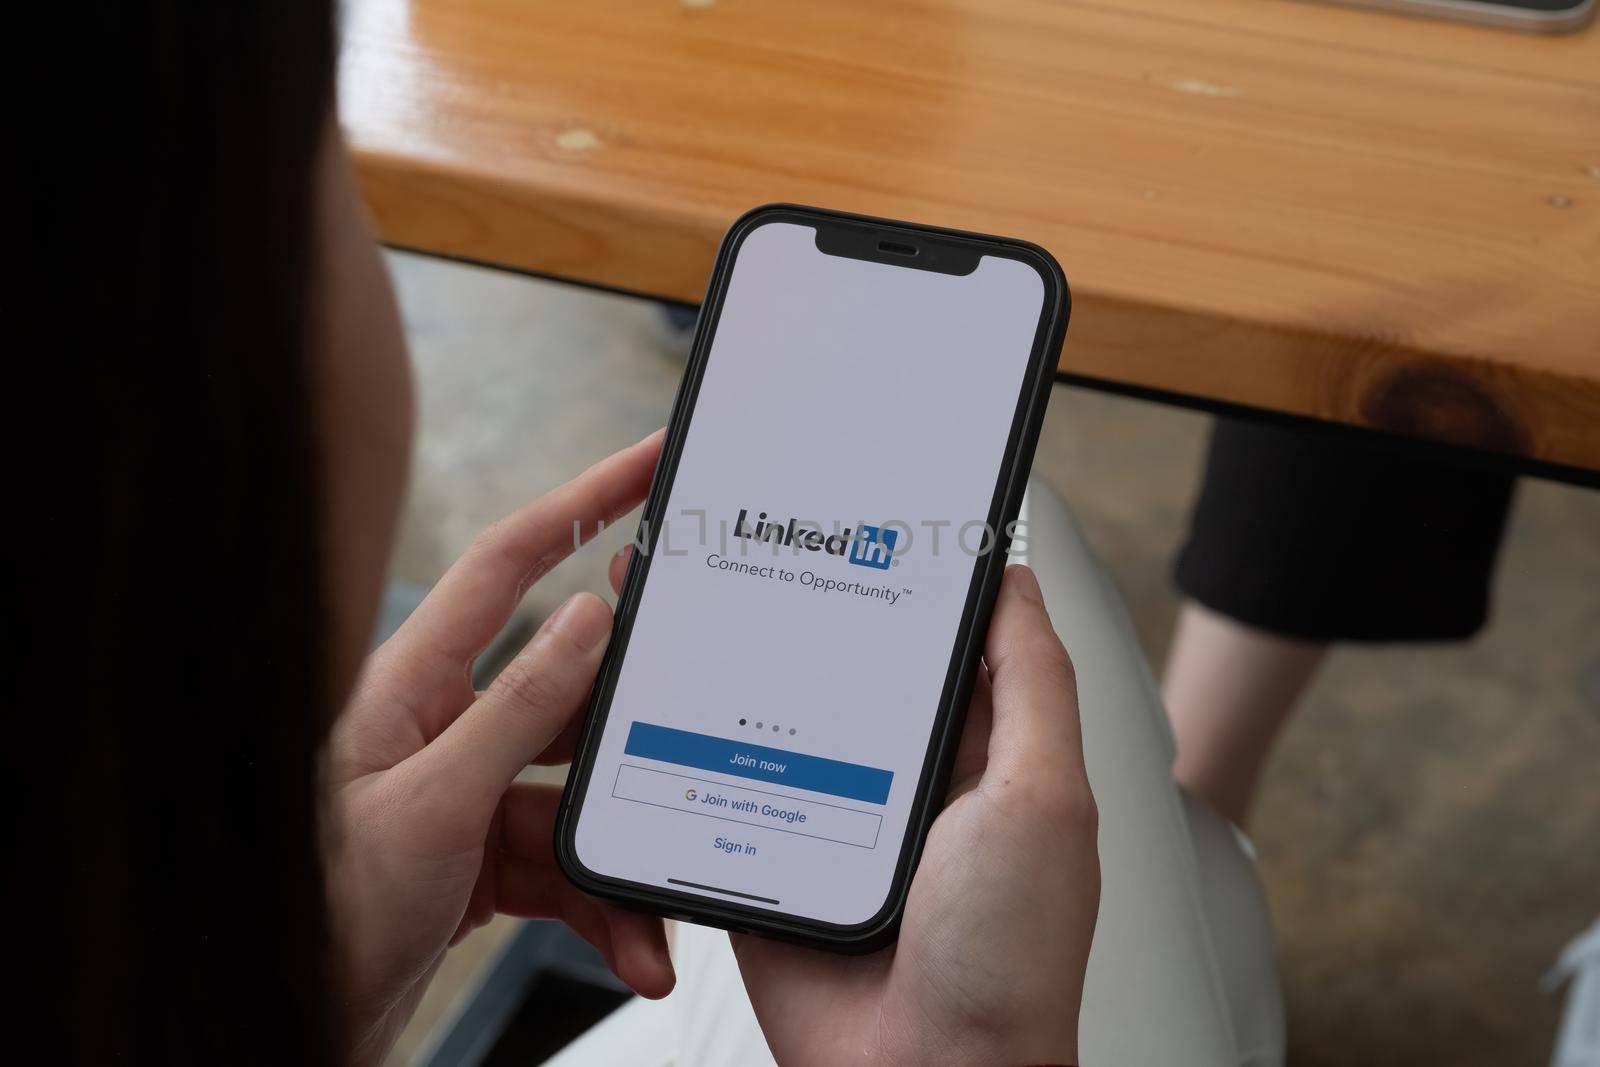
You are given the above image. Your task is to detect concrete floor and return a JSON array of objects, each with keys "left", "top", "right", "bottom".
[{"left": 384, "top": 250, "right": 1600, "bottom": 1067}]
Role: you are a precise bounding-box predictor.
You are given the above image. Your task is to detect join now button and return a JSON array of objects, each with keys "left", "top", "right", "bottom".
[{"left": 623, "top": 722, "right": 894, "bottom": 805}]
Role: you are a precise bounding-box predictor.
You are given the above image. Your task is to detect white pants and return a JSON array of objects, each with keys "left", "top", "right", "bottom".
[{"left": 548, "top": 479, "right": 1284, "bottom": 1067}]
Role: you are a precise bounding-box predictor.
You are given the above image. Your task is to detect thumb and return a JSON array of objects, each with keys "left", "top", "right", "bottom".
[
  {"left": 980, "top": 565, "right": 1088, "bottom": 793},
  {"left": 414, "top": 592, "right": 613, "bottom": 818}
]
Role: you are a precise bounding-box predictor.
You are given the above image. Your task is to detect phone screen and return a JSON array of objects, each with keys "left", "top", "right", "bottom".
[{"left": 569, "top": 219, "right": 1049, "bottom": 927}]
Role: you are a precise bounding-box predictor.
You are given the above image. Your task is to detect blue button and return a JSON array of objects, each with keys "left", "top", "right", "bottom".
[{"left": 623, "top": 722, "right": 893, "bottom": 805}]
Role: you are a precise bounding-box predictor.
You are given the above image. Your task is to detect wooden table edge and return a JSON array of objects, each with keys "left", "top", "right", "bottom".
[{"left": 353, "top": 147, "right": 1600, "bottom": 484}]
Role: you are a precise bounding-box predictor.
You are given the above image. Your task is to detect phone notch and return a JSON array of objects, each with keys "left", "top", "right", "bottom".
[{"left": 814, "top": 223, "right": 980, "bottom": 276}]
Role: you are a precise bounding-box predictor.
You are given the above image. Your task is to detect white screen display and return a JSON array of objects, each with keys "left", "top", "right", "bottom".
[{"left": 571, "top": 220, "right": 1046, "bottom": 926}]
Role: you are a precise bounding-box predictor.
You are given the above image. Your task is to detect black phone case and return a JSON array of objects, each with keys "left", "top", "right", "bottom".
[{"left": 554, "top": 204, "right": 1071, "bottom": 952}]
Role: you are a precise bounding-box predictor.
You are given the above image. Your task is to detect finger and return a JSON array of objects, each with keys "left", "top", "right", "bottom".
[
  {"left": 608, "top": 544, "right": 634, "bottom": 597},
  {"left": 946, "top": 665, "right": 994, "bottom": 801},
  {"left": 603, "top": 907, "right": 676, "bottom": 999},
  {"left": 413, "top": 592, "right": 613, "bottom": 817},
  {"left": 497, "top": 787, "right": 675, "bottom": 997},
  {"left": 496, "top": 852, "right": 676, "bottom": 998},
  {"left": 495, "top": 862, "right": 616, "bottom": 965},
  {"left": 980, "top": 565, "right": 1088, "bottom": 793},
  {"left": 394, "top": 430, "right": 662, "bottom": 670},
  {"left": 469, "top": 687, "right": 581, "bottom": 771},
  {"left": 532, "top": 711, "right": 585, "bottom": 766},
  {"left": 499, "top": 782, "right": 563, "bottom": 864}
]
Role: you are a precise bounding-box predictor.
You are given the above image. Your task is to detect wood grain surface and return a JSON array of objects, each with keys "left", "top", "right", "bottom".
[{"left": 340, "top": 0, "right": 1600, "bottom": 472}]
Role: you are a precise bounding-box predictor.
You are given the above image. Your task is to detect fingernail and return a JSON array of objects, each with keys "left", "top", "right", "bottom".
[
  {"left": 546, "top": 593, "right": 613, "bottom": 652},
  {"left": 1007, "top": 564, "right": 1044, "bottom": 605}
]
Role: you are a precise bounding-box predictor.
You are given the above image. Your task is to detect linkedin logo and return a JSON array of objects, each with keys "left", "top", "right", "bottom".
[
  {"left": 732, "top": 509, "right": 899, "bottom": 570},
  {"left": 847, "top": 524, "right": 897, "bottom": 570}
]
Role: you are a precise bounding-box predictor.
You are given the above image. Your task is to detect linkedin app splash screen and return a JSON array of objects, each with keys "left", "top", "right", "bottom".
[{"left": 574, "top": 222, "right": 1045, "bottom": 926}]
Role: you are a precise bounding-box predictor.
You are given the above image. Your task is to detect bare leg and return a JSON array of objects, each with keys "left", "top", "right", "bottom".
[{"left": 1162, "top": 601, "right": 1327, "bottom": 828}]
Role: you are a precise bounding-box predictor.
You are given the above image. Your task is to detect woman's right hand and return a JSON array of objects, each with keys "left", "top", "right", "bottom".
[
  {"left": 603, "top": 558, "right": 1100, "bottom": 1066},
  {"left": 736, "top": 564, "right": 1100, "bottom": 1066}
]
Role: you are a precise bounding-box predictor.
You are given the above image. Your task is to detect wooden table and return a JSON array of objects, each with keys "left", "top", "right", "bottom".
[{"left": 340, "top": 0, "right": 1600, "bottom": 477}]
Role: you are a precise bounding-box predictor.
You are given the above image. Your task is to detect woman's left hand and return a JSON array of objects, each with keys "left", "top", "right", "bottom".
[{"left": 324, "top": 431, "right": 672, "bottom": 1065}]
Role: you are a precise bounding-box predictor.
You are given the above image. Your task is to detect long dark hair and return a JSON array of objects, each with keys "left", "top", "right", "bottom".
[{"left": 28, "top": 3, "right": 341, "bottom": 1062}]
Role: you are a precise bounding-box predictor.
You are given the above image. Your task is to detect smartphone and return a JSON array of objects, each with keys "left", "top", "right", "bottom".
[
  {"left": 1305, "top": 0, "right": 1594, "bottom": 32},
  {"left": 555, "top": 205, "right": 1069, "bottom": 951}
]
